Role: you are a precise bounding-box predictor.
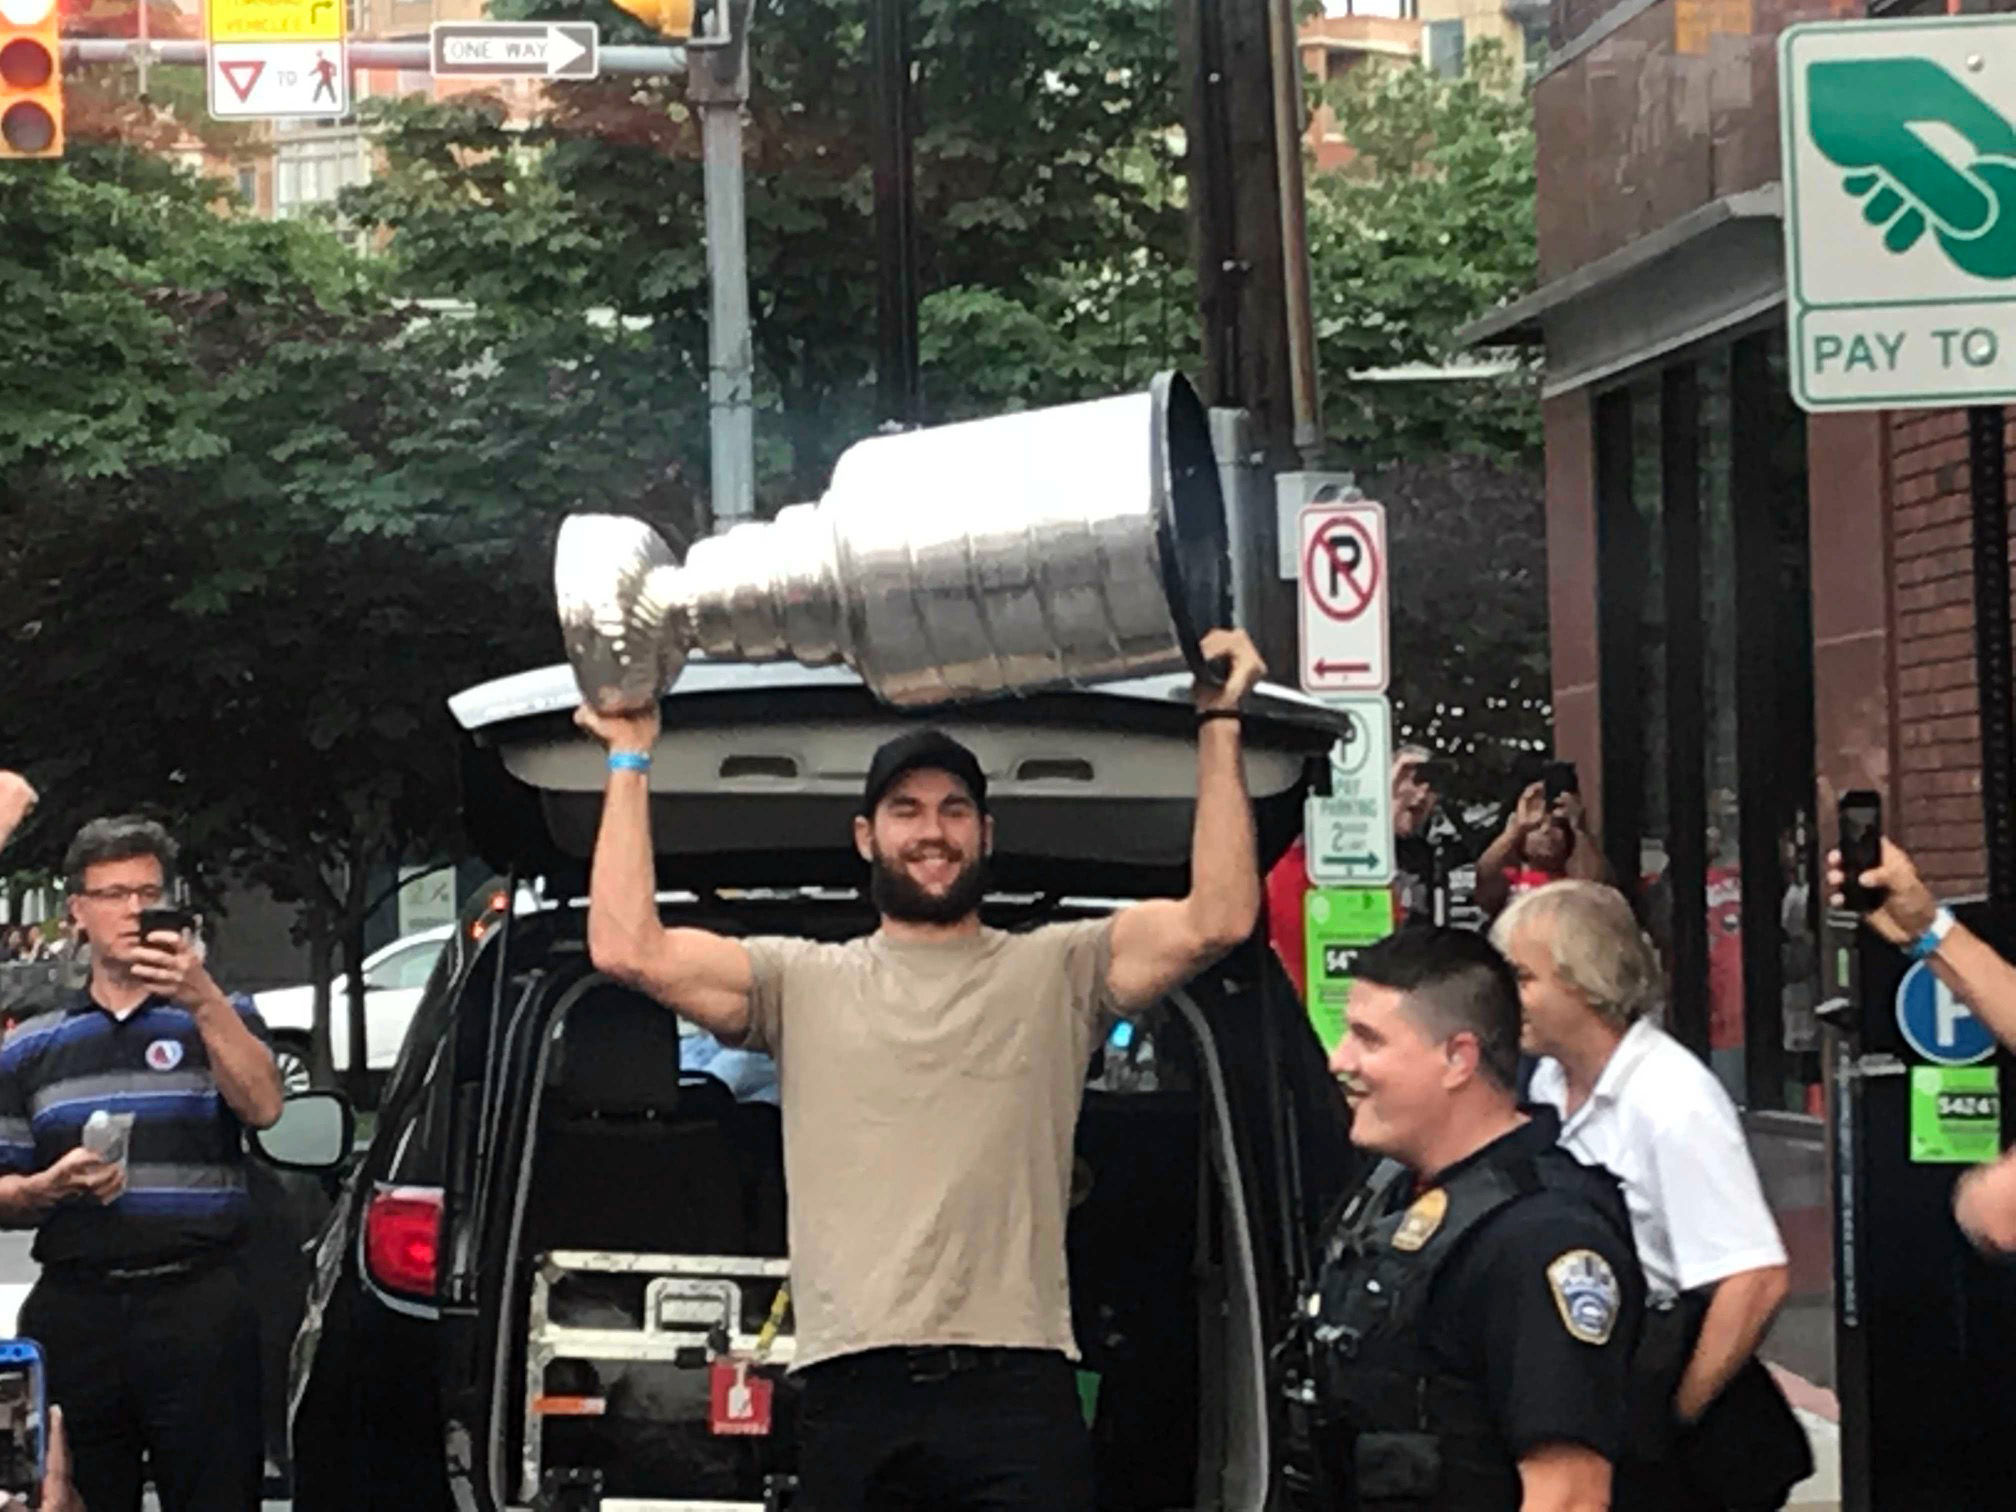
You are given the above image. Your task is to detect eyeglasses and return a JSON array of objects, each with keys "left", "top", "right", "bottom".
[{"left": 73, "top": 885, "right": 167, "bottom": 906}]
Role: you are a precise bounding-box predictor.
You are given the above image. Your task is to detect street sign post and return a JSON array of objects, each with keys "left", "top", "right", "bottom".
[
  {"left": 206, "top": 0, "right": 347, "bottom": 120},
  {"left": 1297, "top": 501, "right": 1389, "bottom": 696},
  {"left": 430, "top": 22, "right": 600, "bottom": 80},
  {"left": 1781, "top": 18, "right": 2016, "bottom": 410},
  {"left": 1306, "top": 697, "right": 1394, "bottom": 886}
]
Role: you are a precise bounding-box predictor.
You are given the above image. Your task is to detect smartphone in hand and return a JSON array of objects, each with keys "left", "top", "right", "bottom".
[
  {"left": 1839, "top": 790, "right": 1885, "bottom": 913},
  {"left": 134, "top": 906, "right": 194, "bottom": 945}
]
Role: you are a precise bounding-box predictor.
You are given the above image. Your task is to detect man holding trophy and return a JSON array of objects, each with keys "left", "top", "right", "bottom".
[{"left": 560, "top": 375, "right": 1272, "bottom": 1509}]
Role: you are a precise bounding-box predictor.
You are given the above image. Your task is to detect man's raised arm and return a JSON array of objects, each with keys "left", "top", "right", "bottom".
[
  {"left": 1107, "top": 629, "right": 1265, "bottom": 1011},
  {"left": 0, "top": 773, "right": 35, "bottom": 856},
  {"left": 576, "top": 704, "right": 756, "bottom": 1041}
]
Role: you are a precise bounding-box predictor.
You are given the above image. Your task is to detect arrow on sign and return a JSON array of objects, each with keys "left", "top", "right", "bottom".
[
  {"left": 219, "top": 59, "right": 265, "bottom": 102},
  {"left": 1330, "top": 854, "right": 1382, "bottom": 869},
  {"left": 1313, "top": 660, "right": 1373, "bottom": 676},
  {"left": 544, "top": 25, "right": 591, "bottom": 75}
]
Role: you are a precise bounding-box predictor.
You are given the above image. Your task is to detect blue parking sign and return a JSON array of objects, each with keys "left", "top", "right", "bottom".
[{"left": 1895, "top": 961, "right": 1997, "bottom": 1067}]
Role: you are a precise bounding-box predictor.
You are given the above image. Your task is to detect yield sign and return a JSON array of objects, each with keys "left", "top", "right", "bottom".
[{"left": 220, "top": 59, "right": 265, "bottom": 103}]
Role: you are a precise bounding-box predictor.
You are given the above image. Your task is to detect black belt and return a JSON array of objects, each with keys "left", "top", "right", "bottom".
[
  {"left": 806, "top": 1344, "right": 1064, "bottom": 1385},
  {"left": 44, "top": 1248, "right": 234, "bottom": 1289}
]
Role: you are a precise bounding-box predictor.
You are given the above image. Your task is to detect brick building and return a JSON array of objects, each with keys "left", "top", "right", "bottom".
[{"left": 1457, "top": 0, "right": 2016, "bottom": 1395}]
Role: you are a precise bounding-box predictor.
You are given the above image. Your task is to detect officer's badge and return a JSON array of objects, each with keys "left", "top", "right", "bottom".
[
  {"left": 145, "top": 1038, "right": 184, "bottom": 1071},
  {"left": 1546, "top": 1249, "right": 1620, "bottom": 1345},
  {"left": 1390, "top": 1188, "right": 1447, "bottom": 1252}
]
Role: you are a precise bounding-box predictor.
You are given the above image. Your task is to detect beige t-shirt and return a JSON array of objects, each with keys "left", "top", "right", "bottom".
[{"left": 740, "top": 919, "right": 1119, "bottom": 1369}]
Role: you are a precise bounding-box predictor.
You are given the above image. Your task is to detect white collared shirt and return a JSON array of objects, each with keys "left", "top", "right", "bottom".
[{"left": 1529, "top": 1019, "right": 1787, "bottom": 1302}]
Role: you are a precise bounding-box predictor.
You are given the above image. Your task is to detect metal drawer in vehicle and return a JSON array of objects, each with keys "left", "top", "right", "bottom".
[{"left": 524, "top": 1250, "right": 796, "bottom": 1511}]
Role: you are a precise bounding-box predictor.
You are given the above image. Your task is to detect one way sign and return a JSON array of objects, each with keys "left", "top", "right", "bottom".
[{"left": 430, "top": 22, "right": 599, "bottom": 79}]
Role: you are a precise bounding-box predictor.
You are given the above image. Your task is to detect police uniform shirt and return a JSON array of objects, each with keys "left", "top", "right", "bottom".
[
  {"left": 1529, "top": 1019, "right": 1786, "bottom": 1301},
  {"left": 0, "top": 990, "right": 273, "bottom": 1268},
  {"left": 1414, "top": 1113, "right": 1645, "bottom": 1463}
]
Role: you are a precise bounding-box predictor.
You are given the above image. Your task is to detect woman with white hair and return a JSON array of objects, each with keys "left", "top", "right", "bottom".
[{"left": 1492, "top": 880, "right": 1806, "bottom": 1512}]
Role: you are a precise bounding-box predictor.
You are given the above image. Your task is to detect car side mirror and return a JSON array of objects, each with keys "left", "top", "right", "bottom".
[{"left": 251, "top": 1091, "right": 354, "bottom": 1172}]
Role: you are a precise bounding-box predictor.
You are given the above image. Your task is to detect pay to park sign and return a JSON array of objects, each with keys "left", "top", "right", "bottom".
[{"left": 1781, "top": 18, "right": 2016, "bottom": 410}]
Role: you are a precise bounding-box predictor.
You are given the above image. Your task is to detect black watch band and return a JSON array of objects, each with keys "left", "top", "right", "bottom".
[{"left": 1196, "top": 709, "right": 1243, "bottom": 726}]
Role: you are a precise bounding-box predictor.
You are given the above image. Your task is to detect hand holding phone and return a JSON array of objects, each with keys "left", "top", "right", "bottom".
[{"left": 0, "top": 1340, "right": 45, "bottom": 1505}]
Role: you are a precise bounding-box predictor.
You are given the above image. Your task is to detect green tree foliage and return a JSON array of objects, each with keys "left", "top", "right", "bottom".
[
  {"left": 0, "top": 146, "right": 669, "bottom": 1088},
  {"left": 1308, "top": 44, "right": 1550, "bottom": 801},
  {"left": 343, "top": 0, "right": 1197, "bottom": 505}
]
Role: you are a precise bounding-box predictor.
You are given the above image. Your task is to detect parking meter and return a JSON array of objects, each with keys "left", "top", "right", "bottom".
[{"left": 1827, "top": 900, "right": 2016, "bottom": 1511}]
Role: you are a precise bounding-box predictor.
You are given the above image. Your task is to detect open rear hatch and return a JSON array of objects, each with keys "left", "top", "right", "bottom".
[
  {"left": 440, "top": 663, "right": 1354, "bottom": 1511},
  {"left": 448, "top": 661, "right": 1349, "bottom": 895}
]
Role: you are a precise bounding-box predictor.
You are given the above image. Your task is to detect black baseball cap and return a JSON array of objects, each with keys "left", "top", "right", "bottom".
[{"left": 861, "top": 729, "right": 988, "bottom": 817}]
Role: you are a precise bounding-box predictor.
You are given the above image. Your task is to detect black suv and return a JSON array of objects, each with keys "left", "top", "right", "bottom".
[{"left": 286, "top": 661, "right": 1359, "bottom": 1512}]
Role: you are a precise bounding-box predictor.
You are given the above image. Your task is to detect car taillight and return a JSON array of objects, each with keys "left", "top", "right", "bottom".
[{"left": 364, "top": 1185, "right": 443, "bottom": 1297}]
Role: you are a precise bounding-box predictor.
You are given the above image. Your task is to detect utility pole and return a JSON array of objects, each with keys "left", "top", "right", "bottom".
[
  {"left": 691, "top": 0, "right": 757, "bottom": 524},
  {"left": 868, "top": 0, "right": 922, "bottom": 430},
  {"left": 1173, "top": 0, "right": 1320, "bottom": 677}
]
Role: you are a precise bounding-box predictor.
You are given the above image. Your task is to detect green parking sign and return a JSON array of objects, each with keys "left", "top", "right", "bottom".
[
  {"left": 1303, "top": 887, "right": 1394, "bottom": 1052},
  {"left": 1782, "top": 18, "right": 2016, "bottom": 410},
  {"left": 1909, "top": 1065, "right": 2001, "bottom": 1165}
]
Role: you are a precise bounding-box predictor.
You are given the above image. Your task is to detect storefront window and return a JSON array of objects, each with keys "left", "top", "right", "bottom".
[
  {"left": 1701, "top": 350, "right": 1746, "bottom": 1101},
  {"left": 1595, "top": 330, "right": 1820, "bottom": 1114}
]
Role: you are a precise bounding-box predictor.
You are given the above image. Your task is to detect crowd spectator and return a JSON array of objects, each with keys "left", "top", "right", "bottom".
[
  {"left": 1476, "top": 778, "right": 1611, "bottom": 919},
  {"left": 2, "top": 813, "right": 281, "bottom": 1512},
  {"left": 1493, "top": 880, "right": 1809, "bottom": 1511}
]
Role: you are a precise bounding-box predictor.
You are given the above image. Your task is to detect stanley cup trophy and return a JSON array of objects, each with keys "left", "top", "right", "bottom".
[{"left": 555, "top": 372, "right": 1231, "bottom": 712}]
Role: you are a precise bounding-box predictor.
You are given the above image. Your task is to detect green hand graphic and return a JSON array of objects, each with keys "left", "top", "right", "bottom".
[{"left": 1809, "top": 57, "right": 2016, "bottom": 281}]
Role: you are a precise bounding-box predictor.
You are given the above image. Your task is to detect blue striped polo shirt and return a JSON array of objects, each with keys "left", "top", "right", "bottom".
[{"left": 0, "top": 989, "right": 273, "bottom": 1268}]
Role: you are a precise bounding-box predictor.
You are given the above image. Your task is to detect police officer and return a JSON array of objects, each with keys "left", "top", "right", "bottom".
[
  {"left": 0, "top": 814, "right": 282, "bottom": 1512},
  {"left": 1286, "top": 926, "right": 1645, "bottom": 1512}
]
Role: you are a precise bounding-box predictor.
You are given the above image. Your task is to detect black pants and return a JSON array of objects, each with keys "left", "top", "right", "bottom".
[
  {"left": 19, "top": 1258, "right": 263, "bottom": 1512},
  {"left": 796, "top": 1346, "right": 1095, "bottom": 1512}
]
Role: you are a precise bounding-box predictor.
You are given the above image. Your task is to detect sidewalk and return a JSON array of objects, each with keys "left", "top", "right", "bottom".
[{"left": 1775, "top": 1363, "right": 1841, "bottom": 1512}]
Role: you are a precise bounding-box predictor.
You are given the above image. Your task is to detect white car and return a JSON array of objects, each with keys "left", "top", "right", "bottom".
[{"left": 253, "top": 926, "right": 453, "bottom": 1092}]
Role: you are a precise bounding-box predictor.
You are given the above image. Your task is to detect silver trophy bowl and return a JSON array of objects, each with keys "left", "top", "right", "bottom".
[{"left": 555, "top": 372, "right": 1230, "bottom": 712}]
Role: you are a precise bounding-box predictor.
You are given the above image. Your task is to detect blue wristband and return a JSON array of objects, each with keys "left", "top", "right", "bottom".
[
  {"left": 607, "top": 750, "right": 652, "bottom": 775},
  {"left": 1908, "top": 906, "right": 1956, "bottom": 962}
]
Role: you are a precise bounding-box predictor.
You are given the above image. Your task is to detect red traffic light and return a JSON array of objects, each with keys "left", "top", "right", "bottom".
[{"left": 0, "top": 36, "right": 50, "bottom": 88}]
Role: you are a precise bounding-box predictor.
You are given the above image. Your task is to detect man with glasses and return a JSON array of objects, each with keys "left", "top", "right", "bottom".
[{"left": 0, "top": 815, "right": 281, "bottom": 1512}]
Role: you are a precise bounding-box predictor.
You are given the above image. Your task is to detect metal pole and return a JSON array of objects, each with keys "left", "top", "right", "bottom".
[
  {"left": 1265, "top": 0, "right": 1322, "bottom": 466},
  {"left": 868, "top": 0, "right": 921, "bottom": 429},
  {"left": 690, "top": 2, "right": 757, "bottom": 527},
  {"left": 63, "top": 37, "right": 691, "bottom": 74},
  {"left": 1969, "top": 404, "right": 2014, "bottom": 901},
  {"left": 136, "top": 0, "right": 150, "bottom": 101}
]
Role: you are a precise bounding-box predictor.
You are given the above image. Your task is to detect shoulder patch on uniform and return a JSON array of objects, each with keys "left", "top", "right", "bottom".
[
  {"left": 1546, "top": 1249, "right": 1619, "bottom": 1345},
  {"left": 1391, "top": 1187, "right": 1448, "bottom": 1252}
]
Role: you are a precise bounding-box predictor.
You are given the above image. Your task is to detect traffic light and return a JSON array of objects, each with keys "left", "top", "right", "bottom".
[
  {"left": 0, "top": 0, "right": 62, "bottom": 160},
  {"left": 606, "top": 0, "right": 729, "bottom": 45}
]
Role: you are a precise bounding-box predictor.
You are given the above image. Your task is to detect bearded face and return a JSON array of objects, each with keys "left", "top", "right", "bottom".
[
  {"left": 855, "top": 766, "right": 992, "bottom": 926},
  {"left": 869, "top": 838, "right": 991, "bottom": 924}
]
